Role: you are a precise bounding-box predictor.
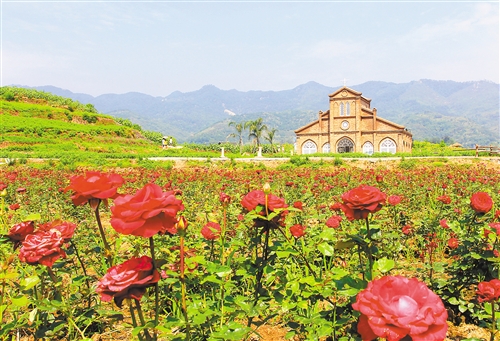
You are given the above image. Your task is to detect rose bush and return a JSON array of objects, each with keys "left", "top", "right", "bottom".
[
  {"left": 110, "top": 183, "right": 184, "bottom": 238},
  {"left": 352, "top": 275, "right": 448, "bottom": 341},
  {"left": 96, "top": 256, "right": 160, "bottom": 307},
  {"left": 340, "top": 185, "right": 386, "bottom": 221},
  {"left": 65, "top": 171, "right": 124, "bottom": 206}
]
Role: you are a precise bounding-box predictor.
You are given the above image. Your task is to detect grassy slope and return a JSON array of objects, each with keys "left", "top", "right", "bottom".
[{"left": 0, "top": 91, "right": 161, "bottom": 161}]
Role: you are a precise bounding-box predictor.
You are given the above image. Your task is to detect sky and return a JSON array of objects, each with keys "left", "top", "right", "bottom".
[{"left": 1, "top": 1, "right": 499, "bottom": 97}]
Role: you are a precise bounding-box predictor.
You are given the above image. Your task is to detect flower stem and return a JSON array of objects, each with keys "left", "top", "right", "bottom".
[
  {"left": 365, "top": 217, "right": 374, "bottom": 280},
  {"left": 135, "top": 299, "right": 153, "bottom": 341},
  {"left": 70, "top": 240, "right": 92, "bottom": 309},
  {"left": 149, "top": 237, "right": 159, "bottom": 341},
  {"left": 92, "top": 200, "right": 113, "bottom": 267},
  {"left": 179, "top": 234, "right": 191, "bottom": 341},
  {"left": 491, "top": 300, "right": 496, "bottom": 341}
]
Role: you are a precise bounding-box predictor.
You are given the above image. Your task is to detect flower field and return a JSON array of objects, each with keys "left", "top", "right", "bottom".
[{"left": 1, "top": 159, "right": 499, "bottom": 341}]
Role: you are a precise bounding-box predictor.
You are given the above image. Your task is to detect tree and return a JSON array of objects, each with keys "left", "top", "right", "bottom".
[
  {"left": 245, "top": 118, "right": 267, "bottom": 152},
  {"left": 264, "top": 128, "right": 277, "bottom": 153},
  {"left": 228, "top": 121, "right": 245, "bottom": 154}
]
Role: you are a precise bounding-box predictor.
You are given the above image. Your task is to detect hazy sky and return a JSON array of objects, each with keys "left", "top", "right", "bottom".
[{"left": 1, "top": 1, "right": 499, "bottom": 97}]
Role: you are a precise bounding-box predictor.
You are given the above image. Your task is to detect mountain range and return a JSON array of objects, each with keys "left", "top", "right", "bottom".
[{"left": 19, "top": 79, "right": 499, "bottom": 147}]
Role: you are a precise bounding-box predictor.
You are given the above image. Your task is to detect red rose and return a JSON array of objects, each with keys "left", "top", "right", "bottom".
[
  {"left": 447, "top": 237, "right": 459, "bottom": 249},
  {"left": 96, "top": 256, "right": 160, "bottom": 308},
  {"left": 65, "top": 171, "right": 124, "bottom": 206},
  {"left": 9, "top": 203, "right": 20, "bottom": 211},
  {"left": 476, "top": 279, "right": 500, "bottom": 303},
  {"left": 19, "top": 231, "right": 66, "bottom": 267},
  {"left": 110, "top": 183, "right": 184, "bottom": 238},
  {"left": 352, "top": 276, "right": 448, "bottom": 341},
  {"left": 340, "top": 185, "right": 387, "bottom": 221},
  {"left": 293, "top": 201, "right": 303, "bottom": 210},
  {"left": 437, "top": 195, "right": 451, "bottom": 204},
  {"left": 488, "top": 222, "right": 500, "bottom": 236},
  {"left": 326, "top": 215, "right": 342, "bottom": 229},
  {"left": 329, "top": 202, "right": 343, "bottom": 211},
  {"left": 8, "top": 221, "right": 35, "bottom": 242},
  {"left": 439, "top": 219, "right": 449, "bottom": 229},
  {"left": 219, "top": 192, "right": 231, "bottom": 205},
  {"left": 387, "top": 195, "right": 402, "bottom": 206},
  {"left": 201, "top": 222, "right": 221, "bottom": 240},
  {"left": 38, "top": 220, "right": 76, "bottom": 242},
  {"left": 470, "top": 192, "right": 493, "bottom": 214},
  {"left": 289, "top": 224, "right": 306, "bottom": 238},
  {"left": 241, "top": 190, "right": 287, "bottom": 212},
  {"left": 402, "top": 225, "right": 412, "bottom": 235}
]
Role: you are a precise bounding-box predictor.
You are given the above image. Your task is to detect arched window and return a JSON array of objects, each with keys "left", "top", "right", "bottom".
[
  {"left": 322, "top": 143, "right": 331, "bottom": 153},
  {"left": 380, "top": 138, "right": 397, "bottom": 154},
  {"left": 346, "top": 102, "right": 350, "bottom": 116},
  {"left": 339, "top": 102, "right": 344, "bottom": 116},
  {"left": 362, "top": 142, "right": 374, "bottom": 155},
  {"left": 337, "top": 137, "right": 354, "bottom": 153},
  {"left": 302, "top": 140, "right": 317, "bottom": 154}
]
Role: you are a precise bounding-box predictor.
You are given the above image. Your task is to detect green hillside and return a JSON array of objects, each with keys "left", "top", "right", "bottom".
[{"left": 0, "top": 87, "right": 165, "bottom": 165}]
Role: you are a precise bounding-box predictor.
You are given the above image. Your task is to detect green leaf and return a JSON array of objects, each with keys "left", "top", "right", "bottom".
[
  {"left": 11, "top": 295, "right": 29, "bottom": 307},
  {"left": 335, "top": 240, "right": 355, "bottom": 250},
  {"left": 23, "top": 213, "right": 41, "bottom": 222},
  {"left": 318, "top": 242, "right": 335, "bottom": 256},
  {"left": 374, "top": 258, "right": 395, "bottom": 273},
  {"left": 20, "top": 275, "right": 40, "bottom": 291},
  {"left": 447, "top": 297, "right": 460, "bottom": 305}
]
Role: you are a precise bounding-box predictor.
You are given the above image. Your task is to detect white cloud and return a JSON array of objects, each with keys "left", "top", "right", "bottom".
[{"left": 398, "top": 3, "right": 498, "bottom": 44}]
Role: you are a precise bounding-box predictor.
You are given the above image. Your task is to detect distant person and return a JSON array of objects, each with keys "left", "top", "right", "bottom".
[
  {"left": 162, "top": 136, "right": 167, "bottom": 149},
  {"left": 169, "top": 137, "right": 173, "bottom": 146}
]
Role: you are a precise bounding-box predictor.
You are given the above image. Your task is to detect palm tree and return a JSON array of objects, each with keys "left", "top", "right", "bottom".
[
  {"left": 245, "top": 118, "right": 267, "bottom": 152},
  {"left": 228, "top": 121, "right": 245, "bottom": 154},
  {"left": 264, "top": 128, "right": 277, "bottom": 153}
]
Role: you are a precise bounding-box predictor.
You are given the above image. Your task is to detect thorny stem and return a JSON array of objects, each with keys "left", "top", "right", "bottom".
[
  {"left": 149, "top": 237, "right": 159, "bottom": 341},
  {"left": 91, "top": 199, "right": 113, "bottom": 267}
]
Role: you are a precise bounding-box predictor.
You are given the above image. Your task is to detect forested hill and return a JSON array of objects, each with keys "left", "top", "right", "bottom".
[{"left": 17, "top": 80, "right": 500, "bottom": 147}]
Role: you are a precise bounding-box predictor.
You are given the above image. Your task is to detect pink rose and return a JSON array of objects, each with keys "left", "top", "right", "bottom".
[
  {"left": 111, "top": 183, "right": 184, "bottom": 238},
  {"left": 326, "top": 215, "right": 342, "bottom": 229},
  {"left": 19, "top": 231, "right": 66, "bottom": 267},
  {"left": 352, "top": 276, "right": 448, "bottom": 341},
  {"left": 96, "top": 256, "right": 160, "bottom": 307},
  {"left": 387, "top": 195, "right": 402, "bottom": 206}
]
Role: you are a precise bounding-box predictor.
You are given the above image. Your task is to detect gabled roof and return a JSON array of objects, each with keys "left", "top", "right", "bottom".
[
  {"left": 329, "top": 86, "right": 363, "bottom": 98},
  {"left": 294, "top": 110, "right": 329, "bottom": 133}
]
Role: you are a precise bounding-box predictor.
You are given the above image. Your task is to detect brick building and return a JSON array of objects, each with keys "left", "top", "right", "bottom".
[{"left": 294, "top": 86, "right": 412, "bottom": 155}]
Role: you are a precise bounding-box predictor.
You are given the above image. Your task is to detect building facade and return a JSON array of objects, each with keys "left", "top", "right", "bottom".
[{"left": 294, "top": 86, "right": 412, "bottom": 155}]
